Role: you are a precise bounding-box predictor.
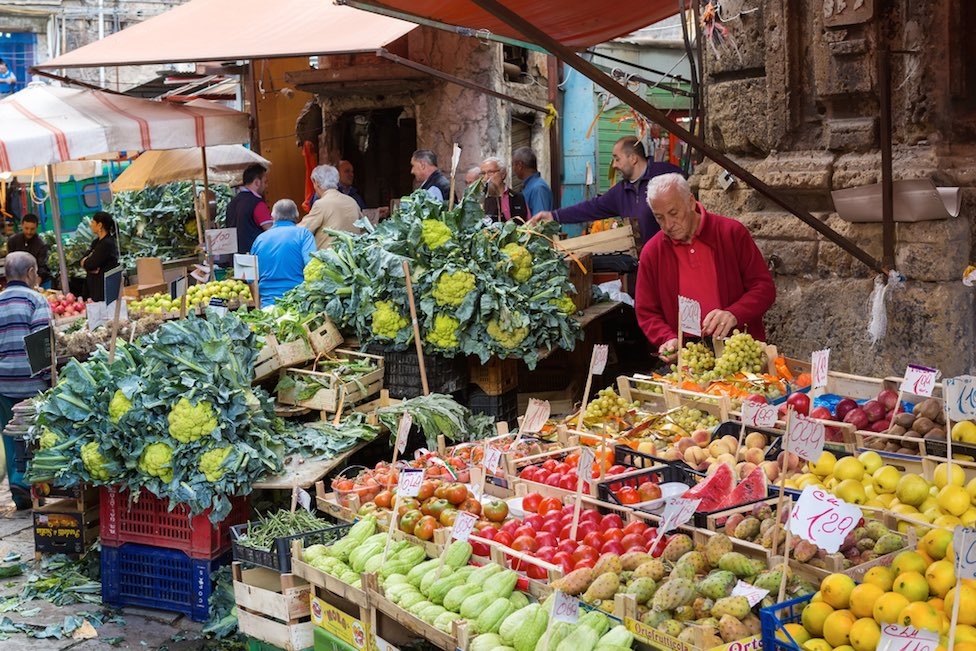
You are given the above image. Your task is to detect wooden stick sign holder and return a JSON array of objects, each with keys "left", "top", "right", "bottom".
[
  {"left": 402, "top": 261, "right": 430, "bottom": 396},
  {"left": 575, "top": 344, "right": 609, "bottom": 433}
]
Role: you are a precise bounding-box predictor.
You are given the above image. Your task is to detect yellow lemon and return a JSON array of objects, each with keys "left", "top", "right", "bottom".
[
  {"left": 921, "top": 528, "right": 953, "bottom": 560},
  {"left": 863, "top": 565, "right": 894, "bottom": 591},
  {"left": 821, "top": 573, "right": 856, "bottom": 610},
  {"left": 899, "top": 601, "right": 943, "bottom": 632},
  {"left": 849, "top": 583, "right": 884, "bottom": 618},
  {"left": 834, "top": 457, "right": 866, "bottom": 481},
  {"left": 925, "top": 560, "right": 956, "bottom": 598},
  {"left": 822, "top": 610, "right": 856, "bottom": 647},
  {"left": 848, "top": 618, "right": 881, "bottom": 651},
  {"left": 808, "top": 451, "right": 836, "bottom": 477},
  {"left": 933, "top": 462, "right": 966, "bottom": 489},
  {"left": 937, "top": 485, "right": 971, "bottom": 516},
  {"left": 892, "top": 550, "right": 930, "bottom": 577},
  {"left": 777, "top": 623, "right": 810, "bottom": 645},
  {"left": 946, "top": 584, "right": 976, "bottom": 626},
  {"left": 801, "top": 639, "right": 832, "bottom": 651},
  {"left": 873, "top": 591, "right": 910, "bottom": 623},
  {"left": 858, "top": 451, "right": 883, "bottom": 474},
  {"left": 801, "top": 601, "right": 835, "bottom": 638},
  {"left": 893, "top": 571, "right": 930, "bottom": 602}
]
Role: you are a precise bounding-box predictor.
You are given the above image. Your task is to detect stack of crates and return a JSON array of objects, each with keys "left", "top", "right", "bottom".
[
  {"left": 99, "top": 485, "right": 250, "bottom": 621},
  {"left": 468, "top": 357, "right": 519, "bottom": 428},
  {"left": 32, "top": 483, "right": 100, "bottom": 559}
]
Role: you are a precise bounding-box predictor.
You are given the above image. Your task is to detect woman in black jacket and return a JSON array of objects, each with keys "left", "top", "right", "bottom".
[{"left": 81, "top": 211, "right": 119, "bottom": 302}]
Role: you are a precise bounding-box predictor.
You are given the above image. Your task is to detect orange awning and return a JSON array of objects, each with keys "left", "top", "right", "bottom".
[{"left": 34, "top": 0, "right": 418, "bottom": 70}]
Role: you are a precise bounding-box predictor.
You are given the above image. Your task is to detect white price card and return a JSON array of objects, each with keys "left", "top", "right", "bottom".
[
  {"left": 787, "top": 413, "right": 826, "bottom": 463},
  {"left": 295, "top": 487, "right": 312, "bottom": 512},
  {"left": 205, "top": 228, "right": 238, "bottom": 256},
  {"left": 551, "top": 590, "right": 579, "bottom": 624},
  {"left": 577, "top": 447, "right": 596, "bottom": 478},
  {"left": 954, "top": 526, "right": 976, "bottom": 580},
  {"left": 484, "top": 446, "right": 503, "bottom": 474},
  {"left": 789, "top": 485, "right": 861, "bottom": 553},
  {"left": 811, "top": 349, "right": 830, "bottom": 390},
  {"left": 878, "top": 624, "right": 939, "bottom": 651},
  {"left": 208, "top": 297, "right": 228, "bottom": 317},
  {"left": 659, "top": 497, "right": 701, "bottom": 533},
  {"left": 86, "top": 301, "right": 109, "bottom": 330},
  {"left": 589, "top": 344, "right": 610, "bottom": 375},
  {"left": 742, "top": 400, "right": 779, "bottom": 428},
  {"left": 396, "top": 413, "right": 412, "bottom": 454},
  {"left": 945, "top": 375, "right": 976, "bottom": 421},
  {"left": 451, "top": 511, "right": 478, "bottom": 542},
  {"left": 901, "top": 364, "right": 939, "bottom": 397},
  {"left": 731, "top": 581, "right": 769, "bottom": 607},
  {"left": 521, "top": 399, "right": 551, "bottom": 434},
  {"left": 233, "top": 254, "right": 258, "bottom": 282},
  {"left": 678, "top": 295, "right": 702, "bottom": 337},
  {"left": 397, "top": 468, "right": 424, "bottom": 497}
]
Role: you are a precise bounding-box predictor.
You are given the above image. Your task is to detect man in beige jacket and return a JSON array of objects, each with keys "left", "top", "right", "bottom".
[{"left": 299, "top": 164, "right": 362, "bottom": 249}]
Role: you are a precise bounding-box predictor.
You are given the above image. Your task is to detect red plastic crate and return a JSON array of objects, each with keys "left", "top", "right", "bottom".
[{"left": 100, "top": 485, "right": 250, "bottom": 559}]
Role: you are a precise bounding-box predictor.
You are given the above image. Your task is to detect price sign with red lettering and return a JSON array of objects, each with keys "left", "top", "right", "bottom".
[
  {"left": 551, "top": 590, "right": 579, "bottom": 624},
  {"left": 788, "top": 413, "right": 826, "bottom": 463},
  {"left": 577, "top": 447, "right": 596, "bottom": 478},
  {"left": 789, "top": 486, "right": 861, "bottom": 553},
  {"left": 731, "top": 581, "right": 769, "bottom": 607},
  {"left": 811, "top": 349, "right": 830, "bottom": 389},
  {"left": 878, "top": 624, "right": 938, "bottom": 651},
  {"left": 589, "top": 345, "right": 610, "bottom": 375},
  {"left": 451, "top": 511, "right": 478, "bottom": 542},
  {"left": 678, "top": 296, "right": 702, "bottom": 337},
  {"left": 521, "top": 399, "right": 551, "bottom": 433},
  {"left": 395, "top": 413, "right": 412, "bottom": 454},
  {"left": 953, "top": 526, "right": 976, "bottom": 580},
  {"left": 659, "top": 497, "right": 701, "bottom": 533},
  {"left": 945, "top": 375, "right": 976, "bottom": 421},
  {"left": 901, "top": 365, "right": 939, "bottom": 397},
  {"left": 742, "top": 400, "right": 778, "bottom": 428},
  {"left": 484, "top": 446, "right": 503, "bottom": 475},
  {"left": 397, "top": 468, "right": 424, "bottom": 497}
]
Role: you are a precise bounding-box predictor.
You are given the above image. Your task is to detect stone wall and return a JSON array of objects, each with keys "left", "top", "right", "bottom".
[{"left": 695, "top": 0, "right": 976, "bottom": 376}]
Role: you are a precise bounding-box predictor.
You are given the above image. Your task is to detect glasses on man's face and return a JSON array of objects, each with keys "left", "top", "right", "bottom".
[{"left": 482, "top": 169, "right": 501, "bottom": 176}]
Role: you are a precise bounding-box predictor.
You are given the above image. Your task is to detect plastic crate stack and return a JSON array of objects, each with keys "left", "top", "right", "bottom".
[{"left": 99, "top": 485, "right": 250, "bottom": 621}]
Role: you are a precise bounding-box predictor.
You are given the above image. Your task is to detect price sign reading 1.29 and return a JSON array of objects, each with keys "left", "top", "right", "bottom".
[{"left": 789, "top": 485, "right": 861, "bottom": 553}]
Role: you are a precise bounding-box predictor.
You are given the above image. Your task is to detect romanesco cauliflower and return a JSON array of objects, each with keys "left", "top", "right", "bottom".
[
  {"left": 109, "top": 389, "right": 132, "bottom": 424},
  {"left": 551, "top": 295, "right": 578, "bottom": 315},
  {"left": 371, "top": 301, "right": 408, "bottom": 340},
  {"left": 168, "top": 398, "right": 218, "bottom": 443},
  {"left": 139, "top": 441, "right": 174, "bottom": 483},
  {"left": 304, "top": 257, "right": 326, "bottom": 283},
  {"left": 426, "top": 314, "right": 461, "bottom": 350},
  {"left": 421, "top": 219, "right": 452, "bottom": 250},
  {"left": 81, "top": 442, "right": 112, "bottom": 481},
  {"left": 500, "top": 243, "right": 533, "bottom": 282},
  {"left": 431, "top": 270, "right": 476, "bottom": 307},
  {"left": 39, "top": 428, "right": 60, "bottom": 450},
  {"left": 486, "top": 318, "right": 529, "bottom": 349},
  {"left": 199, "top": 446, "right": 233, "bottom": 482}
]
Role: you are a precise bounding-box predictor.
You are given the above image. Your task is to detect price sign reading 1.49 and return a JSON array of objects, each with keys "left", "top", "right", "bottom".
[{"left": 789, "top": 485, "right": 861, "bottom": 553}]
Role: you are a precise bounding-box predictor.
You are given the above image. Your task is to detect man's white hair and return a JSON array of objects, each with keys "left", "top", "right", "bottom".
[
  {"left": 646, "top": 172, "right": 692, "bottom": 207},
  {"left": 272, "top": 199, "right": 300, "bottom": 223},
  {"left": 481, "top": 157, "right": 507, "bottom": 176},
  {"left": 5, "top": 251, "right": 37, "bottom": 281},
  {"left": 310, "top": 165, "right": 339, "bottom": 191}
]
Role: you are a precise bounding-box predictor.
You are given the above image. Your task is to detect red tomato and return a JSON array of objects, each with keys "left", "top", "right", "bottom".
[
  {"left": 514, "top": 525, "right": 536, "bottom": 540},
  {"left": 571, "top": 545, "right": 599, "bottom": 564},
  {"left": 557, "top": 539, "right": 578, "bottom": 555},
  {"left": 512, "top": 535, "right": 539, "bottom": 553},
  {"left": 417, "top": 481, "right": 437, "bottom": 502},
  {"left": 524, "top": 514, "right": 544, "bottom": 530},
  {"left": 443, "top": 482, "right": 469, "bottom": 506},
  {"left": 616, "top": 487, "right": 640, "bottom": 505},
  {"left": 538, "top": 498, "right": 562, "bottom": 516},
  {"left": 601, "top": 513, "right": 624, "bottom": 530},
  {"left": 601, "top": 528, "right": 624, "bottom": 543},
  {"left": 600, "top": 539, "right": 624, "bottom": 556},
  {"left": 623, "top": 521, "right": 648, "bottom": 537},
  {"left": 414, "top": 515, "right": 438, "bottom": 541},
  {"left": 482, "top": 500, "right": 509, "bottom": 523},
  {"left": 560, "top": 513, "right": 574, "bottom": 527},
  {"left": 439, "top": 509, "right": 458, "bottom": 527},
  {"left": 573, "top": 557, "right": 596, "bottom": 570},
  {"left": 470, "top": 538, "right": 490, "bottom": 557},
  {"left": 522, "top": 492, "right": 543, "bottom": 514},
  {"left": 535, "top": 545, "right": 557, "bottom": 562},
  {"left": 541, "top": 520, "right": 561, "bottom": 536},
  {"left": 542, "top": 459, "right": 557, "bottom": 472},
  {"left": 607, "top": 465, "right": 628, "bottom": 476},
  {"left": 582, "top": 531, "right": 603, "bottom": 549},
  {"left": 494, "top": 531, "right": 513, "bottom": 547},
  {"left": 558, "top": 474, "right": 577, "bottom": 490},
  {"left": 620, "top": 533, "right": 645, "bottom": 551},
  {"left": 536, "top": 532, "right": 557, "bottom": 549},
  {"left": 459, "top": 498, "right": 482, "bottom": 516},
  {"left": 544, "top": 473, "right": 563, "bottom": 487},
  {"left": 526, "top": 564, "right": 549, "bottom": 580}
]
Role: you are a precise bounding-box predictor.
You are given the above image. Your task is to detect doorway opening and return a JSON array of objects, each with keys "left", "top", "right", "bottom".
[{"left": 335, "top": 108, "right": 417, "bottom": 209}]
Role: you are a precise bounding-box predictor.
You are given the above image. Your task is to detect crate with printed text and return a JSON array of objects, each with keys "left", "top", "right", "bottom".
[{"left": 276, "top": 350, "right": 384, "bottom": 413}]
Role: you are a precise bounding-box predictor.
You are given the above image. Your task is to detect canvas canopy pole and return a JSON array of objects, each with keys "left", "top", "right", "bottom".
[{"left": 45, "top": 164, "right": 70, "bottom": 292}]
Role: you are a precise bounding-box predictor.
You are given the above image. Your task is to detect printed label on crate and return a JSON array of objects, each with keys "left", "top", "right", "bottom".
[
  {"left": 577, "top": 447, "right": 596, "bottom": 478},
  {"left": 551, "top": 590, "right": 579, "bottom": 624},
  {"left": 483, "top": 445, "right": 503, "bottom": 474},
  {"left": 451, "top": 511, "right": 478, "bottom": 542},
  {"left": 310, "top": 595, "right": 369, "bottom": 650},
  {"left": 522, "top": 399, "right": 551, "bottom": 433},
  {"left": 398, "top": 468, "right": 424, "bottom": 497},
  {"left": 741, "top": 400, "right": 778, "bottom": 428},
  {"left": 589, "top": 344, "right": 610, "bottom": 375},
  {"left": 731, "top": 580, "right": 769, "bottom": 607},
  {"left": 789, "top": 485, "right": 861, "bottom": 553},
  {"left": 787, "top": 413, "right": 826, "bottom": 462},
  {"left": 678, "top": 295, "right": 702, "bottom": 336},
  {"left": 659, "top": 497, "right": 701, "bottom": 533},
  {"left": 811, "top": 348, "right": 830, "bottom": 389},
  {"left": 33, "top": 512, "right": 84, "bottom": 539},
  {"left": 900, "top": 364, "right": 940, "bottom": 397},
  {"left": 396, "top": 413, "right": 412, "bottom": 454},
  {"left": 208, "top": 297, "right": 228, "bottom": 316},
  {"left": 953, "top": 526, "right": 976, "bottom": 580},
  {"left": 945, "top": 375, "right": 976, "bottom": 421},
  {"left": 626, "top": 616, "right": 762, "bottom": 651},
  {"left": 878, "top": 624, "right": 938, "bottom": 651}
]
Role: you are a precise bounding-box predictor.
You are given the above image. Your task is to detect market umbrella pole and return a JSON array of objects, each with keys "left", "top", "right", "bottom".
[
  {"left": 45, "top": 165, "right": 70, "bottom": 292},
  {"left": 402, "top": 260, "right": 429, "bottom": 396}
]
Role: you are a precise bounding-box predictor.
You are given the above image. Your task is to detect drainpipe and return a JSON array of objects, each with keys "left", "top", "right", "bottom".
[{"left": 98, "top": 0, "right": 105, "bottom": 87}]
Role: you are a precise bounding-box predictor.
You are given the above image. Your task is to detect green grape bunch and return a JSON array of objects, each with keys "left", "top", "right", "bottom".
[
  {"left": 669, "top": 406, "right": 720, "bottom": 433},
  {"left": 584, "top": 387, "right": 639, "bottom": 421},
  {"left": 699, "top": 330, "right": 765, "bottom": 382}
]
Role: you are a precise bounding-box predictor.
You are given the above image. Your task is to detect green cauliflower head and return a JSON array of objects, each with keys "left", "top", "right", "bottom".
[
  {"left": 139, "top": 441, "right": 174, "bottom": 483},
  {"left": 551, "top": 295, "right": 578, "bottom": 315},
  {"left": 421, "top": 219, "right": 452, "bottom": 250},
  {"left": 431, "top": 270, "right": 476, "bottom": 307},
  {"left": 81, "top": 442, "right": 112, "bottom": 482},
  {"left": 425, "top": 314, "right": 461, "bottom": 350},
  {"left": 199, "top": 446, "right": 234, "bottom": 482},
  {"left": 304, "top": 257, "right": 326, "bottom": 284},
  {"left": 39, "top": 428, "right": 60, "bottom": 450},
  {"left": 371, "top": 300, "right": 409, "bottom": 340},
  {"left": 486, "top": 316, "right": 529, "bottom": 349},
  {"left": 109, "top": 389, "right": 133, "bottom": 424},
  {"left": 168, "top": 397, "right": 218, "bottom": 443},
  {"left": 500, "top": 243, "right": 533, "bottom": 283}
]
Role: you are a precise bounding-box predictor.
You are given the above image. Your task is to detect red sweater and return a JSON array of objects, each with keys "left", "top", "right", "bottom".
[{"left": 635, "top": 206, "right": 776, "bottom": 346}]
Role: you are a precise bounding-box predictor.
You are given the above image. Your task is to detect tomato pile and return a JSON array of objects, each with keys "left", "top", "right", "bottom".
[
  {"left": 515, "top": 448, "right": 617, "bottom": 492},
  {"left": 332, "top": 456, "right": 473, "bottom": 506}
]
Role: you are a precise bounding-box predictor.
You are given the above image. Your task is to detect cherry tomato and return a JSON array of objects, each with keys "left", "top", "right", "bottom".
[
  {"left": 601, "top": 513, "right": 624, "bottom": 530},
  {"left": 620, "top": 533, "right": 645, "bottom": 551},
  {"left": 582, "top": 531, "right": 603, "bottom": 549},
  {"left": 601, "top": 527, "right": 624, "bottom": 543},
  {"left": 522, "top": 492, "right": 543, "bottom": 514},
  {"left": 413, "top": 515, "right": 438, "bottom": 541},
  {"left": 538, "top": 498, "right": 562, "bottom": 516},
  {"left": 512, "top": 535, "right": 539, "bottom": 553}
]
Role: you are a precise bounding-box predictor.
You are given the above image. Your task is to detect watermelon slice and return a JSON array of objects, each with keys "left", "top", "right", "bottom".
[
  {"left": 725, "top": 466, "right": 769, "bottom": 509},
  {"left": 682, "top": 463, "right": 735, "bottom": 512}
]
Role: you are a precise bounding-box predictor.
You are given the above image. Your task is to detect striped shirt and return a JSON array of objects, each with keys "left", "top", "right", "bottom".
[{"left": 0, "top": 282, "right": 52, "bottom": 399}]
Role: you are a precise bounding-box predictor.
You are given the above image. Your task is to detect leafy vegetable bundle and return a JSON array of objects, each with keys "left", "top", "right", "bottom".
[
  {"left": 278, "top": 188, "right": 582, "bottom": 368},
  {"left": 375, "top": 393, "right": 496, "bottom": 449},
  {"left": 27, "top": 313, "right": 284, "bottom": 521}
]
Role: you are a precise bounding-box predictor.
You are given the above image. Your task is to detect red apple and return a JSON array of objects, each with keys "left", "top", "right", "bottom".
[{"left": 834, "top": 398, "right": 858, "bottom": 421}]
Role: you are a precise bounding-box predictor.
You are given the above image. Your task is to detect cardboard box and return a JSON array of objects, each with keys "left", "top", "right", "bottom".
[{"left": 122, "top": 258, "right": 187, "bottom": 299}]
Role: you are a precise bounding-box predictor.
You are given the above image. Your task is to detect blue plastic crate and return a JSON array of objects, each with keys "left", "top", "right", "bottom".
[
  {"left": 101, "top": 543, "right": 227, "bottom": 621},
  {"left": 760, "top": 594, "right": 813, "bottom": 651}
]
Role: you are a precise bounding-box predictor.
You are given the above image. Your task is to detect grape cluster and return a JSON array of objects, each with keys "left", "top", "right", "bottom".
[
  {"left": 699, "top": 331, "right": 765, "bottom": 382},
  {"left": 584, "top": 388, "right": 639, "bottom": 420},
  {"left": 676, "top": 341, "right": 715, "bottom": 376},
  {"left": 668, "top": 406, "right": 720, "bottom": 432}
]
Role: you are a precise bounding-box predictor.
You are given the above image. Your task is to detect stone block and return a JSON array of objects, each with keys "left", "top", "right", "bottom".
[
  {"left": 698, "top": 188, "right": 769, "bottom": 216},
  {"left": 751, "top": 152, "right": 836, "bottom": 190},
  {"left": 832, "top": 153, "right": 882, "bottom": 189},
  {"left": 704, "top": 3, "right": 766, "bottom": 75},
  {"left": 706, "top": 78, "right": 771, "bottom": 154},
  {"left": 755, "top": 239, "right": 818, "bottom": 276},
  {"left": 895, "top": 239, "right": 969, "bottom": 282},
  {"left": 826, "top": 117, "right": 878, "bottom": 152},
  {"left": 737, "top": 212, "right": 822, "bottom": 241},
  {"left": 817, "top": 216, "right": 884, "bottom": 278}
]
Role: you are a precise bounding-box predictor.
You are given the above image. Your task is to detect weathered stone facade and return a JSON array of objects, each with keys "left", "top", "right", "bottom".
[{"left": 695, "top": 0, "right": 976, "bottom": 376}]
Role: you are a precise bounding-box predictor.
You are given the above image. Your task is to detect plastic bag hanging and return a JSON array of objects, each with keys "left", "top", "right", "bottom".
[{"left": 867, "top": 270, "right": 905, "bottom": 344}]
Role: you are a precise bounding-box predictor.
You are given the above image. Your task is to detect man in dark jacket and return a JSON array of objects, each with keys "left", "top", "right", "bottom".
[
  {"left": 410, "top": 150, "right": 454, "bottom": 205},
  {"left": 225, "top": 164, "right": 272, "bottom": 254},
  {"left": 530, "top": 136, "right": 683, "bottom": 244},
  {"left": 6, "top": 214, "right": 51, "bottom": 288},
  {"left": 480, "top": 157, "right": 529, "bottom": 222}
]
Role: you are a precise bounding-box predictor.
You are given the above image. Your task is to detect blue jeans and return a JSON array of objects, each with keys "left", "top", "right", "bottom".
[{"left": 0, "top": 395, "right": 30, "bottom": 509}]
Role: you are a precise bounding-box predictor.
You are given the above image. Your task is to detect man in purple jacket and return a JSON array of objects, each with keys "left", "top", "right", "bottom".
[{"left": 530, "top": 136, "right": 683, "bottom": 245}]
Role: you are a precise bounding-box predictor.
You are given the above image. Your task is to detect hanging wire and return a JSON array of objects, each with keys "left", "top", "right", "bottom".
[{"left": 716, "top": 1, "right": 760, "bottom": 22}]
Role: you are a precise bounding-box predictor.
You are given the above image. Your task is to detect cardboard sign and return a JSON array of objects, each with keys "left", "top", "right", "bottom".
[
  {"left": 450, "top": 511, "right": 478, "bottom": 542},
  {"left": 742, "top": 400, "right": 778, "bottom": 428},
  {"left": 397, "top": 468, "right": 424, "bottom": 497},
  {"left": 521, "top": 399, "right": 551, "bottom": 434},
  {"left": 589, "top": 344, "right": 609, "bottom": 375},
  {"left": 483, "top": 446, "right": 502, "bottom": 474},
  {"left": 731, "top": 580, "right": 769, "bottom": 607},
  {"left": 233, "top": 254, "right": 258, "bottom": 282},
  {"left": 86, "top": 302, "right": 109, "bottom": 330},
  {"left": 395, "top": 413, "right": 412, "bottom": 455},
  {"left": 954, "top": 526, "right": 976, "bottom": 580},
  {"left": 577, "top": 447, "right": 595, "bottom": 478},
  {"left": 208, "top": 297, "right": 228, "bottom": 317},
  {"left": 205, "top": 228, "right": 238, "bottom": 256},
  {"left": 103, "top": 266, "right": 124, "bottom": 306},
  {"left": 659, "top": 497, "right": 701, "bottom": 533},
  {"left": 678, "top": 295, "right": 702, "bottom": 336},
  {"left": 944, "top": 375, "right": 976, "bottom": 421},
  {"left": 551, "top": 590, "right": 579, "bottom": 624},
  {"left": 878, "top": 624, "right": 939, "bottom": 651},
  {"left": 191, "top": 263, "right": 211, "bottom": 284},
  {"left": 788, "top": 414, "right": 826, "bottom": 463},
  {"left": 811, "top": 349, "right": 830, "bottom": 389},
  {"left": 169, "top": 276, "right": 187, "bottom": 300},
  {"left": 295, "top": 487, "right": 312, "bottom": 512},
  {"left": 23, "top": 326, "right": 53, "bottom": 376},
  {"left": 789, "top": 486, "right": 861, "bottom": 553},
  {"left": 901, "top": 364, "right": 939, "bottom": 397}
]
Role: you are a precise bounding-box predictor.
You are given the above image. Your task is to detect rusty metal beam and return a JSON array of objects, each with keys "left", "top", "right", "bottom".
[{"left": 468, "top": 0, "right": 889, "bottom": 276}]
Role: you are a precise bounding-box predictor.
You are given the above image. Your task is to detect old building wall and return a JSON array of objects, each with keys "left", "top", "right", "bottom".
[{"left": 695, "top": 0, "right": 976, "bottom": 375}]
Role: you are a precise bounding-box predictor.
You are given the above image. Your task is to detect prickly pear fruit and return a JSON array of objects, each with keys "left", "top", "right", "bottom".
[
  {"left": 718, "top": 614, "right": 750, "bottom": 643},
  {"left": 674, "top": 605, "right": 696, "bottom": 621},
  {"left": 625, "top": 577, "right": 657, "bottom": 603},
  {"left": 593, "top": 553, "right": 623, "bottom": 576},
  {"left": 793, "top": 540, "right": 818, "bottom": 563},
  {"left": 549, "top": 567, "right": 594, "bottom": 596},
  {"left": 864, "top": 520, "right": 889, "bottom": 541},
  {"left": 692, "top": 597, "right": 715, "bottom": 619},
  {"left": 733, "top": 517, "right": 761, "bottom": 541},
  {"left": 677, "top": 551, "right": 709, "bottom": 574},
  {"left": 874, "top": 532, "right": 904, "bottom": 555},
  {"left": 633, "top": 559, "right": 666, "bottom": 581},
  {"left": 711, "top": 596, "right": 751, "bottom": 619},
  {"left": 582, "top": 572, "right": 620, "bottom": 603},
  {"left": 640, "top": 609, "right": 668, "bottom": 627},
  {"left": 651, "top": 578, "right": 696, "bottom": 611},
  {"left": 742, "top": 613, "right": 761, "bottom": 636},
  {"left": 698, "top": 570, "right": 736, "bottom": 600},
  {"left": 620, "top": 551, "right": 652, "bottom": 571},
  {"left": 669, "top": 562, "right": 696, "bottom": 580},
  {"left": 752, "top": 570, "right": 783, "bottom": 593},
  {"left": 663, "top": 534, "right": 694, "bottom": 563},
  {"left": 657, "top": 619, "right": 684, "bottom": 638},
  {"left": 704, "top": 533, "right": 733, "bottom": 567},
  {"left": 717, "top": 552, "right": 763, "bottom": 578}
]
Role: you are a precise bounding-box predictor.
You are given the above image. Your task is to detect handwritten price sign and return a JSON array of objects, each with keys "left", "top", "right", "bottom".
[
  {"left": 789, "top": 486, "right": 860, "bottom": 553},
  {"left": 901, "top": 364, "right": 939, "bottom": 397},
  {"left": 522, "top": 399, "right": 551, "bottom": 433},
  {"left": 451, "top": 511, "right": 478, "bottom": 542},
  {"left": 205, "top": 228, "right": 238, "bottom": 256},
  {"left": 878, "top": 624, "right": 938, "bottom": 651},
  {"left": 945, "top": 375, "right": 976, "bottom": 421},
  {"left": 396, "top": 413, "right": 412, "bottom": 454},
  {"left": 589, "top": 344, "right": 610, "bottom": 375},
  {"left": 397, "top": 468, "right": 424, "bottom": 497},
  {"left": 742, "top": 400, "right": 778, "bottom": 428},
  {"left": 551, "top": 590, "right": 579, "bottom": 624},
  {"left": 577, "top": 447, "right": 596, "bottom": 478},
  {"left": 731, "top": 580, "right": 769, "bottom": 607},
  {"left": 788, "top": 414, "right": 826, "bottom": 463},
  {"left": 953, "top": 526, "right": 976, "bottom": 580},
  {"left": 483, "top": 446, "right": 503, "bottom": 475},
  {"left": 678, "top": 295, "right": 702, "bottom": 337},
  {"left": 659, "top": 497, "right": 701, "bottom": 533},
  {"left": 811, "top": 349, "right": 830, "bottom": 390}
]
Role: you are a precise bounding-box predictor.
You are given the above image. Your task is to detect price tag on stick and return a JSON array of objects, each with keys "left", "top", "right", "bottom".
[
  {"left": 954, "top": 526, "right": 976, "bottom": 580},
  {"left": 731, "top": 581, "right": 769, "bottom": 607},
  {"left": 589, "top": 344, "right": 609, "bottom": 375},
  {"left": 577, "top": 447, "right": 596, "bottom": 478},
  {"left": 678, "top": 295, "right": 702, "bottom": 336},
  {"left": 208, "top": 297, "right": 228, "bottom": 316},
  {"left": 551, "top": 591, "right": 579, "bottom": 624},
  {"left": 659, "top": 497, "right": 701, "bottom": 533},
  {"left": 169, "top": 276, "right": 187, "bottom": 300},
  {"left": 397, "top": 468, "right": 424, "bottom": 497},
  {"left": 901, "top": 364, "right": 939, "bottom": 397},
  {"left": 451, "top": 511, "right": 478, "bottom": 542},
  {"left": 483, "top": 446, "right": 502, "bottom": 475},
  {"left": 742, "top": 400, "right": 779, "bottom": 428},
  {"left": 945, "top": 376, "right": 976, "bottom": 421},
  {"left": 878, "top": 624, "right": 939, "bottom": 651},
  {"left": 788, "top": 485, "right": 861, "bottom": 553},
  {"left": 396, "top": 413, "right": 412, "bottom": 455},
  {"left": 521, "top": 399, "right": 551, "bottom": 434},
  {"left": 788, "top": 414, "right": 826, "bottom": 463},
  {"left": 811, "top": 349, "right": 830, "bottom": 390}
]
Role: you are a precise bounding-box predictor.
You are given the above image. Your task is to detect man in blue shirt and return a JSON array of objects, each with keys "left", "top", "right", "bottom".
[
  {"left": 0, "top": 59, "right": 16, "bottom": 95},
  {"left": 250, "top": 199, "right": 316, "bottom": 308},
  {"left": 512, "top": 147, "right": 553, "bottom": 215}
]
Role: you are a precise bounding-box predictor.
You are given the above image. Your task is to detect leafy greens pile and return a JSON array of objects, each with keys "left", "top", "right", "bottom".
[
  {"left": 278, "top": 188, "right": 581, "bottom": 368},
  {"left": 27, "top": 313, "right": 284, "bottom": 521},
  {"left": 374, "top": 393, "right": 496, "bottom": 449}
]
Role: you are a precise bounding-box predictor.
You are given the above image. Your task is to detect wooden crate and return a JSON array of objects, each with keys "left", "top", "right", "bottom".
[
  {"left": 308, "top": 319, "right": 343, "bottom": 356},
  {"left": 566, "top": 252, "right": 593, "bottom": 312},
  {"left": 773, "top": 528, "right": 916, "bottom": 585},
  {"left": 290, "top": 541, "right": 370, "bottom": 610},
  {"left": 517, "top": 381, "right": 581, "bottom": 417},
  {"left": 663, "top": 386, "right": 731, "bottom": 423},
  {"left": 557, "top": 223, "right": 638, "bottom": 257},
  {"left": 276, "top": 350, "right": 384, "bottom": 413},
  {"left": 363, "top": 573, "right": 470, "bottom": 651},
  {"left": 469, "top": 356, "right": 519, "bottom": 396},
  {"left": 255, "top": 334, "right": 316, "bottom": 382},
  {"left": 33, "top": 495, "right": 99, "bottom": 558},
  {"left": 617, "top": 375, "right": 668, "bottom": 412},
  {"left": 853, "top": 429, "right": 925, "bottom": 474},
  {"left": 314, "top": 483, "right": 359, "bottom": 523},
  {"left": 233, "top": 562, "right": 314, "bottom": 651}
]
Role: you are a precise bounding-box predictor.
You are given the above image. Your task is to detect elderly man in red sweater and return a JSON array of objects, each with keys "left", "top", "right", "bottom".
[{"left": 636, "top": 173, "right": 776, "bottom": 363}]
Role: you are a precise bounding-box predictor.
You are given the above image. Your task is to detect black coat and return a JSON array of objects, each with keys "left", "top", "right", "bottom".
[{"left": 82, "top": 235, "right": 119, "bottom": 302}]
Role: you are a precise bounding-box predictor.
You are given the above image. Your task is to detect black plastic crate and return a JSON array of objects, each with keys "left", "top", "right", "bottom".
[
  {"left": 2, "top": 433, "right": 31, "bottom": 474},
  {"left": 712, "top": 421, "right": 853, "bottom": 460},
  {"left": 369, "top": 346, "right": 469, "bottom": 399},
  {"left": 230, "top": 521, "right": 350, "bottom": 573},
  {"left": 468, "top": 387, "right": 518, "bottom": 427},
  {"left": 613, "top": 442, "right": 680, "bottom": 469}
]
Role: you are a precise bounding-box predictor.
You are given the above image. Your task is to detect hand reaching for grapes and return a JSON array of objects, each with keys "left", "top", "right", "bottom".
[
  {"left": 702, "top": 309, "right": 738, "bottom": 338},
  {"left": 658, "top": 337, "right": 679, "bottom": 363}
]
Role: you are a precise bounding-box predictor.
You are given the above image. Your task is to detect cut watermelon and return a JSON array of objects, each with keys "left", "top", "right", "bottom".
[
  {"left": 725, "top": 466, "right": 769, "bottom": 509},
  {"left": 682, "top": 463, "right": 735, "bottom": 512}
]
